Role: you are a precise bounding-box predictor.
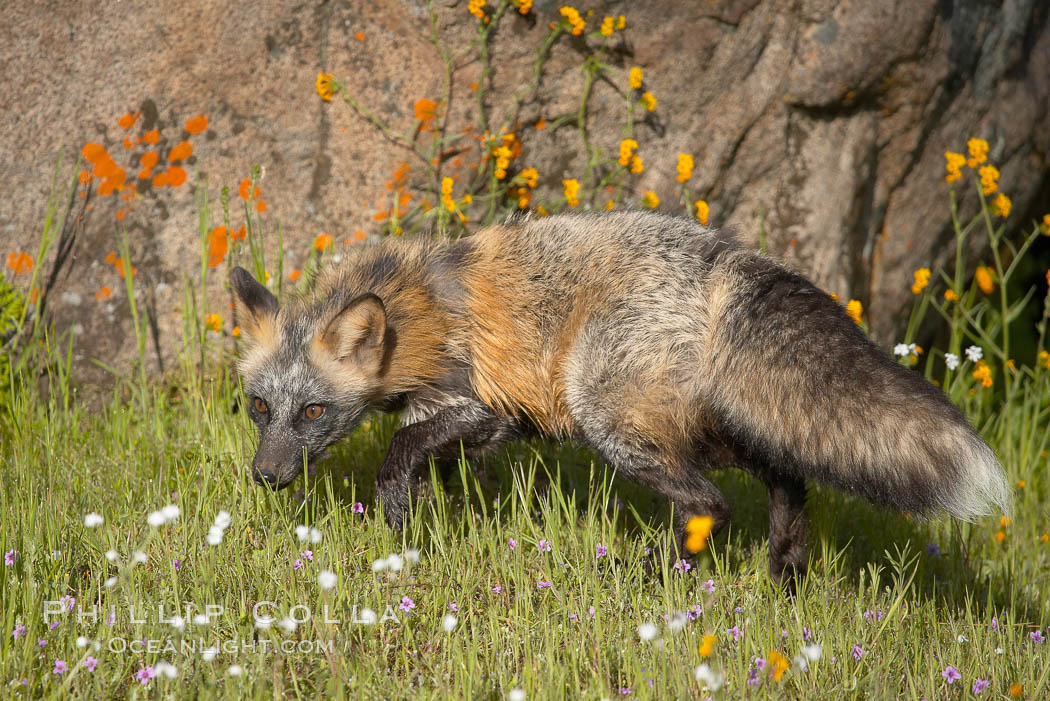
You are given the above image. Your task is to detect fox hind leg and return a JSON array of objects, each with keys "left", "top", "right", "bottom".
[{"left": 762, "top": 473, "right": 808, "bottom": 593}]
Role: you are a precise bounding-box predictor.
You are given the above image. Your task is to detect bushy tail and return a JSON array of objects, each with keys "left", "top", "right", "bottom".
[{"left": 705, "top": 251, "right": 1011, "bottom": 520}]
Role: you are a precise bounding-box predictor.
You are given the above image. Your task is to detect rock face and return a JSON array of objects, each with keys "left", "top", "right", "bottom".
[{"left": 1, "top": 0, "right": 1048, "bottom": 386}]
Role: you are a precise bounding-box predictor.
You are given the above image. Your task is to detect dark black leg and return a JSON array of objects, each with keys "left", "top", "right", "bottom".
[
  {"left": 376, "top": 401, "right": 514, "bottom": 530},
  {"left": 765, "top": 474, "right": 808, "bottom": 593}
]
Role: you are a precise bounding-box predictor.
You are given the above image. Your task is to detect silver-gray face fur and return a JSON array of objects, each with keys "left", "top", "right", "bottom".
[{"left": 231, "top": 210, "right": 1010, "bottom": 587}]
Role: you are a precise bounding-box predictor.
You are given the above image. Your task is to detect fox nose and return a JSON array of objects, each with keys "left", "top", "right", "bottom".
[{"left": 253, "top": 469, "right": 279, "bottom": 487}]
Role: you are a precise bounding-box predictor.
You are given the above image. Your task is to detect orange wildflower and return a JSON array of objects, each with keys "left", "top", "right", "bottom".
[
  {"left": 289, "top": 269, "right": 302, "bottom": 282},
  {"left": 82, "top": 143, "right": 106, "bottom": 163},
  {"left": 207, "top": 226, "right": 229, "bottom": 267},
  {"left": 185, "top": 115, "right": 208, "bottom": 134},
  {"left": 255, "top": 199, "right": 267, "bottom": 213},
  {"left": 78, "top": 170, "right": 91, "bottom": 185},
  {"left": 238, "top": 178, "right": 252, "bottom": 200},
  {"left": 414, "top": 98, "right": 439, "bottom": 130},
  {"left": 142, "top": 129, "right": 160, "bottom": 145},
  {"left": 141, "top": 151, "right": 159, "bottom": 168},
  {"left": 232, "top": 225, "right": 247, "bottom": 241},
  {"left": 151, "top": 171, "right": 168, "bottom": 187},
  {"left": 353, "top": 230, "right": 367, "bottom": 242},
  {"left": 95, "top": 286, "right": 113, "bottom": 301},
  {"left": 168, "top": 141, "right": 192, "bottom": 162},
  {"left": 122, "top": 135, "right": 136, "bottom": 150},
  {"left": 355, "top": 31, "right": 365, "bottom": 41},
  {"left": 6, "top": 252, "right": 33, "bottom": 274},
  {"left": 314, "top": 233, "right": 334, "bottom": 251},
  {"left": 117, "top": 112, "right": 138, "bottom": 129},
  {"left": 165, "top": 166, "right": 187, "bottom": 187}
]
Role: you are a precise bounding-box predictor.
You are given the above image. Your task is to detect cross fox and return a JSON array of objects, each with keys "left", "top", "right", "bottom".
[{"left": 230, "top": 211, "right": 1010, "bottom": 586}]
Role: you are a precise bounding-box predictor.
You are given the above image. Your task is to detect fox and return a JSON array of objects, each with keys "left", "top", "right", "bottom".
[{"left": 230, "top": 210, "right": 1010, "bottom": 588}]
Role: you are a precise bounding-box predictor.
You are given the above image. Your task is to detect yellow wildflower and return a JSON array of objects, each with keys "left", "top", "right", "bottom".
[
  {"left": 1039, "top": 350, "right": 1050, "bottom": 369},
  {"left": 468, "top": 0, "right": 486, "bottom": 20},
  {"left": 604, "top": 200, "right": 615, "bottom": 211},
  {"left": 205, "top": 313, "right": 222, "bottom": 333},
  {"left": 641, "top": 191, "right": 659, "bottom": 209},
  {"left": 315, "top": 72, "right": 336, "bottom": 102},
  {"left": 698, "top": 633, "right": 717, "bottom": 658},
  {"left": 441, "top": 177, "right": 457, "bottom": 211},
  {"left": 600, "top": 16, "right": 615, "bottom": 37},
  {"left": 1017, "top": 480, "right": 1026, "bottom": 488},
  {"left": 559, "top": 6, "right": 585, "bottom": 35},
  {"left": 972, "top": 360, "right": 993, "bottom": 388},
  {"left": 676, "top": 153, "right": 694, "bottom": 183},
  {"left": 1041, "top": 213, "right": 1050, "bottom": 234},
  {"left": 845, "top": 299, "right": 863, "bottom": 325},
  {"left": 995, "top": 530, "right": 1005, "bottom": 544},
  {"left": 1001, "top": 516, "right": 1012, "bottom": 528},
  {"left": 695, "top": 200, "right": 709, "bottom": 226},
  {"left": 975, "top": 265, "right": 995, "bottom": 294},
  {"left": 944, "top": 151, "right": 965, "bottom": 183},
  {"left": 519, "top": 167, "right": 538, "bottom": 189},
  {"left": 768, "top": 650, "right": 790, "bottom": 682},
  {"left": 231, "top": 326, "right": 241, "bottom": 338},
  {"left": 641, "top": 91, "right": 657, "bottom": 112},
  {"left": 617, "top": 14, "right": 626, "bottom": 29},
  {"left": 1010, "top": 683, "right": 1023, "bottom": 698},
  {"left": 978, "top": 164, "right": 999, "bottom": 196},
  {"left": 630, "top": 155, "right": 644, "bottom": 174},
  {"left": 911, "top": 267, "right": 931, "bottom": 295},
  {"left": 684, "top": 515, "right": 714, "bottom": 553},
  {"left": 1006, "top": 359, "right": 1015, "bottom": 371},
  {"left": 618, "top": 139, "right": 638, "bottom": 167},
  {"left": 966, "top": 137, "right": 989, "bottom": 167},
  {"left": 536, "top": 205, "right": 549, "bottom": 216},
  {"left": 1041, "top": 533, "right": 1048, "bottom": 544},
  {"left": 992, "top": 192, "right": 1011, "bottom": 218},
  {"left": 628, "top": 67, "right": 643, "bottom": 90},
  {"left": 514, "top": 0, "right": 532, "bottom": 14},
  {"left": 944, "top": 288, "right": 959, "bottom": 302},
  {"left": 563, "top": 178, "right": 580, "bottom": 207}
]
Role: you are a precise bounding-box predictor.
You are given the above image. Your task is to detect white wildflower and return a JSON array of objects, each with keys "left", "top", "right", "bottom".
[
  {"left": 84, "top": 513, "right": 104, "bottom": 528},
  {"left": 132, "top": 551, "right": 147, "bottom": 564},
  {"left": 667, "top": 613, "right": 687, "bottom": 632},
  {"left": 227, "top": 665, "right": 243, "bottom": 676},
  {"left": 147, "top": 511, "right": 166, "bottom": 527},
  {"left": 893, "top": 343, "right": 910, "bottom": 357},
  {"left": 294, "top": 525, "right": 310, "bottom": 542},
  {"left": 694, "top": 664, "right": 724, "bottom": 691},
  {"left": 965, "top": 345, "right": 983, "bottom": 363},
  {"left": 372, "top": 558, "right": 389, "bottom": 572},
  {"left": 278, "top": 617, "right": 298, "bottom": 634},
  {"left": 945, "top": 353, "right": 960, "bottom": 371},
  {"left": 358, "top": 608, "right": 377, "bottom": 625},
  {"left": 105, "top": 550, "right": 119, "bottom": 563},
  {"left": 309, "top": 528, "right": 322, "bottom": 544},
  {"left": 202, "top": 646, "right": 218, "bottom": 661},
  {"left": 155, "top": 661, "right": 177, "bottom": 679},
  {"left": 192, "top": 614, "right": 209, "bottom": 626},
  {"left": 508, "top": 689, "right": 525, "bottom": 701},
  {"left": 76, "top": 636, "right": 89, "bottom": 648},
  {"left": 160, "top": 504, "right": 181, "bottom": 522},
  {"left": 214, "top": 510, "right": 232, "bottom": 529},
  {"left": 637, "top": 623, "right": 658, "bottom": 641},
  {"left": 405, "top": 548, "right": 421, "bottom": 564},
  {"left": 801, "top": 643, "right": 822, "bottom": 662},
  {"left": 104, "top": 577, "right": 117, "bottom": 588},
  {"left": 318, "top": 569, "right": 337, "bottom": 590},
  {"left": 442, "top": 614, "right": 458, "bottom": 632},
  {"left": 386, "top": 554, "right": 404, "bottom": 572}
]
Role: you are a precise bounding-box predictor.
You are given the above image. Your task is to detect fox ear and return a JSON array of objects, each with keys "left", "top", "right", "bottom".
[
  {"left": 317, "top": 293, "right": 387, "bottom": 371},
  {"left": 230, "top": 267, "right": 279, "bottom": 345}
]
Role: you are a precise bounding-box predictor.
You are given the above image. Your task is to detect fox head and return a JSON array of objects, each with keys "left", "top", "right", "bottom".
[{"left": 229, "top": 267, "right": 390, "bottom": 489}]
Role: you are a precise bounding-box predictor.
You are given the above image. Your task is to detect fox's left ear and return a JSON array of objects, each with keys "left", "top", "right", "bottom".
[
  {"left": 230, "top": 267, "right": 279, "bottom": 346},
  {"left": 317, "top": 293, "right": 388, "bottom": 372}
]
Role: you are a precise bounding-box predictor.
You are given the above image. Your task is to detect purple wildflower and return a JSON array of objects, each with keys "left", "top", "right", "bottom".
[
  {"left": 38, "top": 638, "right": 47, "bottom": 647},
  {"left": 643, "top": 546, "right": 652, "bottom": 555},
  {"left": 589, "top": 606, "right": 596, "bottom": 618},
  {"left": 447, "top": 602, "right": 458, "bottom": 612},
  {"left": 49, "top": 621, "right": 59, "bottom": 630},
  {"left": 803, "top": 626, "right": 812, "bottom": 641},
  {"left": 568, "top": 614, "right": 579, "bottom": 621},
  {"left": 508, "top": 538, "right": 517, "bottom": 551},
  {"left": 537, "top": 581, "right": 552, "bottom": 588},
  {"left": 734, "top": 606, "right": 743, "bottom": 613},
  {"left": 746, "top": 666, "right": 761, "bottom": 687},
  {"left": 726, "top": 626, "right": 740, "bottom": 643},
  {"left": 293, "top": 559, "right": 303, "bottom": 571},
  {"left": 851, "top": 644, "right": 865, "bottom": 660},
  {"left": 754, "top": 656, "right": 766, "bottom": 670},
  {"left": 538, "top": 539, "right": 552, "bottom": 552},
  {"left": 351, "top": 502, "right": 364, "bottom": 514},
  {"left": 941, "top": 666, "right": 960, "bottom": 684},
  {"left": 136, "top": 666, "right": 155, "bottom": 684},
  {"left": 596, "top": 543, "right": 607, "bottom": 558},
  {"left": 701, "top": 579, "right": 716, "bottom": 593},
  {"left": 619, "top": 687, "right": 632, "bottom": 695},
  {"left": 673, "top": 559, "right": 691, "bottom": 573},
  {"left": 60, "top": 595, "right": 75, "bottom": 611},
  {"left": 173, "top": 559, "right": 181, "bottom": 571},
  {"left": 1030, "top": 630, "right": 1045, "bottom": 643},
  {"left": 12, "top": 624, "right": 26, "bottom": 639},
  {"left": 863, "top": 609, "right": 884, "bottom": 623},
  {"left": 398, "top": 596, "right": 416, "bottom": 613},
  {"left": 302, "top": 550, "right": 314, "bottom": 561},
  {"left": 53, "top": 659, "right": 68, "bottom": 675},
  {"left": 4, "top": 550, "right": 16, "bottom": 566},
  {"left": 972, "top": 679, "right": 989, "bottom": 695},
  {"left": 492, "top": 585, "right": 502, "bottom": 593},
  {"left": 926, "top": 543, "right": 940, "bottom": 555}
]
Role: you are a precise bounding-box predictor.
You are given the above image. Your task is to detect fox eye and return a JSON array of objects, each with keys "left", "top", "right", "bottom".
[
  {"left": 253, "top": 397, "right": 268, "bottom": 414},
  {"left": 304, "top": 404, "right": 325, "bottom": 420}
]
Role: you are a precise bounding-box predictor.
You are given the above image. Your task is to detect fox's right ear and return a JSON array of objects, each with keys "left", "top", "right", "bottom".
[{"left": 230, "top": 267, "right": 279, "bottom": 345}]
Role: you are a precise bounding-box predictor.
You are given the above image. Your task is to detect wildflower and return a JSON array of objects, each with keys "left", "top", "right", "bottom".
[
  {"left": 726, "top": 626, "right": 740, "bottom": 642},
  {"left": 185, "top": 115, "right": 208, "bottom": 134},
  {"left": 845, "top": 299, "right": 863, "bottom": 324},
  {"left": 137, "top": 666, "right": 155, "bottom": 684},
  {"left": 314, "top": 233, "right": 333, "bottom": 251},
  {"left": 316, "top": 73, "right": 336, "bottom": 101},
  {"left": 684, "top": 515, "right": 714, "bottom": 552},
  {"left": 518, "top": 167, "right": 538, "bottom": 189},
  {"left": 5, "top": 550, "right": 17, "bottom": 566},
  {"left": 562, "top": 179, "right": 580, "bottom": 207},
  {"left": 801, "top": 643, "right": 822, "bottom": 662},
  {"left": 618, "top": 139, "right": 638, "bottom": 167},
  {"left": 168, "top": 141, "right": 192, "bottom": 162},
  {"left": 629, "top": 67, "right": 643, "bottom": 90},
  {"left": 927, "top": 543, "right": 941, "bottom": 555},
  {"left": 978, "top": 165, "right": 999, "bottom": 195},
  {"left": 205, "top": 313, "right": 222, "bottom": 333},
  {"left": 694, "top": 664, "right": 724, "bottom": 691},
  {"left": 12, "top": 623, "right": 25, "bottom": 639},
  {"left": 911, "top": 267, "right": 931, "bottom": 294},
  {"left": 630, "top": 154, "right": 643, "bottom": 174},
  {"left": 514, "top": 0, "right": 531, "bottom": 15},
  {"left": 538, "top": 539, "right": 552, "bottom": 552},
  {"left": 600, "top": 16, "right": 615, "bottom": 37},
  {"left": 227, "top": 665, "right": 244, "bottom": 676},
  {"left": 698, "top": 633, "right": 717, "bottom": 657},
  {"left": 851, "top": 644, "right": 865, "bottom": 660},
  {"left": 1031, "top": 630, "right": 1046, "bottom": 643},
  {"left": 992, "top": 192, "right": 1011, "bottom": 218},
  {"left": 768, "top": 650, "right": 789, "bottom": 681},
  {"left": 641, "top": 191, "right": 659, "bottom": 209},
  {"left": 6, "top": 252, "right": 32, "bottom": 274},
  {"left": 414, "top": 98, "right": 439, "bottom": 130},
  {"left": 386, "top": 553, "right": 404, "bottom": 571},
  {"left": 352, "top": 501, "right": 364, "bottom": 514},
  {"left": 559, "top": 6, "right": 585, "bottom": 35},
  {"left": 536, "top": 580, "right": 552, "bottom": 588},
  {"left": 941, "top": 665, "right": 961, "bottom": 684},
  {"left": 318, "top": 570, "right": 337, "bottom": 590},
  {"left": 972, "top": 360, "right": 993, "bottom": 388},
  {"left": 492, "top": 585, "right": 502, "bottom": 593},
  {"left": 84, "top": 656, "right": 98, "bottom": 672},
  {"left": 965, "top": 345, "right": 983, "bottom": 363},
  {"left": 944, "top": 288, "right": 959, "bottom": 303},
  {"left": 701, "top": 579, "right": 715, "bottom": 593},
  {"left": 638, "top": 623, "right": 658, "bottom": 641},
  {"left": 944, "top": 151, "right": 965, "bottom": 183},
  {"left": 673, "top": 558, "right": 691, "bottom": 572},
  {"left": 293, "top": 559, "right": 303, "bottom": 571},
  {"left": 508, "top": 538, "right": 517, "bottom": 550},
  {"left": 894, "top": 343, "right": 912, "bottom": 357},
  {"left": 442, "top": 614, "right": 458, "bottom": 632},
  {"left": 509, "top": 690, "right": 525, "bottom": 701},
  {"left": 596, "top": 543, "right": 607, "bottom": 558},
  {"left": 967, "top": 138, "right": 989, "bottom": 167},
  {"left": 676, "top": 153, "right": 694, "bottom": 183},
  {"left": 1017, "top": 479, "right": 1026, "bottom": 488},
  {"left": 53, "top": 659, "right": 68, "bottom": 675},
  {"left": 695, "top": 200, "right": 709, "bottom": 226},
  {"left": 641, "top": 91, "right": 657, "bottom": 111}
]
